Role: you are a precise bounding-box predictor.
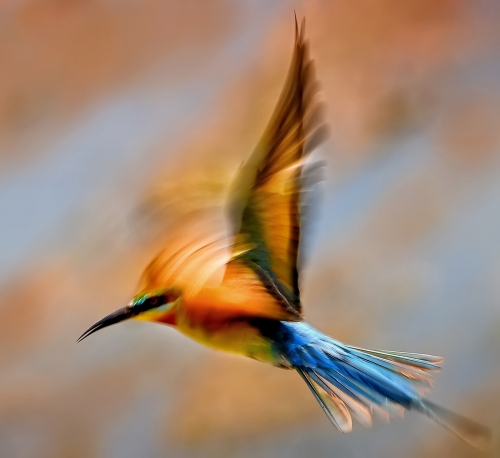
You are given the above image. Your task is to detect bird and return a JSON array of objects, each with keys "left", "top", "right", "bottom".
[{"left": 78, "top": 16, "right": 491, "bottom": 450}]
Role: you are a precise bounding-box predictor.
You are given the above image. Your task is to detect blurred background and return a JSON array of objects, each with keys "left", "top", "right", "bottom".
[{"left": 1, "top": 1, "right": 499, "bottom": 457}]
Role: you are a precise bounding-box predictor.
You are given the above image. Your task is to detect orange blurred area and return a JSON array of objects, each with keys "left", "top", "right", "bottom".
[{"left": 1, "top": 1, "right": 500, "bottom": 457}]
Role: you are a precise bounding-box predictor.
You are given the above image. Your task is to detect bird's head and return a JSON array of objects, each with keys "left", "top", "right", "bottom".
[{"left": 77, "top": 287, "right": 181, "bottom": 342}]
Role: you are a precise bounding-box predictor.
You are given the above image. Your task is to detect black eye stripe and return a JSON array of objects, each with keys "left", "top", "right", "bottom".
[{"left": 135, "top": 294, "right": 169, "bottom": 312}]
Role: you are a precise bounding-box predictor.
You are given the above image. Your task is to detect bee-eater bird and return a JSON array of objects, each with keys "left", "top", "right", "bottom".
[{"left": 79, "top": 17, "right": 491, "bottom": 450}]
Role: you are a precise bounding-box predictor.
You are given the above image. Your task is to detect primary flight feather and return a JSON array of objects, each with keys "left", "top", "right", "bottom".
[{"left": 78, "top": 17, "right": 491, "bottom": 450}]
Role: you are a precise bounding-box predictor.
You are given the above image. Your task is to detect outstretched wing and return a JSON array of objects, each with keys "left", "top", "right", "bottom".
[{"left": 227, "top": 17, "right": 327, "bottom": 317}]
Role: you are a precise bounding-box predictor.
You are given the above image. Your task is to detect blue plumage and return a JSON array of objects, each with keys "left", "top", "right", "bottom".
[
  {"left": 277, "top": 322, "right": 423, "bottom": 406},
  {"left": 256, "top": 321, "right": 488, "bottom": 448}
]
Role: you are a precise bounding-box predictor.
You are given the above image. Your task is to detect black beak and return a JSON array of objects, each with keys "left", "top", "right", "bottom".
[{"left": 77, "top": 306, "right": 134, "bottom": 343}]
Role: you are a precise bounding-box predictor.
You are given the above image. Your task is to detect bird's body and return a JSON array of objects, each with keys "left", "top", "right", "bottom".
[
  {"left": 171, "top": 290, "right": 279, "bottom": 365},
  {"left": 79, "top": 16, "right": 491, "bottom": 450},
  {"left": 178, "top": 312, "right": 278, "bottom": 366},
  {"left": 136, "top": 249, "right": 291, "bottom": 366}
]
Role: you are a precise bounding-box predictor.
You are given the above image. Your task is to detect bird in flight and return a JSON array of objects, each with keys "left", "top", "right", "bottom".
[{"left": 79, "top": 16, "right": 491, "bottom": 450}]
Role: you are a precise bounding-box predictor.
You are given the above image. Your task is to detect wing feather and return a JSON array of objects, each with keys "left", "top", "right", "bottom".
[{"left": 227, "top": 17, "right": 327, "bottom": 316}]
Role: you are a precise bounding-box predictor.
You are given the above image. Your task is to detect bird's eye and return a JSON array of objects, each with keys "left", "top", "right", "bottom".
[
  {"left": 156, "top": 295, "right": 168, "bottom": 305},
  {"left": 146, "top": 297, "right": 158, "bottom": 307},
  {"left": 133, "top": 293, "right": 172, "bottom": 313}
]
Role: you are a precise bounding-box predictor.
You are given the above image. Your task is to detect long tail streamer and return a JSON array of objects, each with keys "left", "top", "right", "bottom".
[{"left": 287, "top": 329, "right": 491, "bottom": 450}]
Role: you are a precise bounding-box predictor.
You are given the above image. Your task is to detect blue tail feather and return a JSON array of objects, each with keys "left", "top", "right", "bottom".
[
  {"left": 315, "top": 366, "right": 395, "bottom": 406},
  {"left": 274, "top": 321, "right": 491, "bottom": 450}
]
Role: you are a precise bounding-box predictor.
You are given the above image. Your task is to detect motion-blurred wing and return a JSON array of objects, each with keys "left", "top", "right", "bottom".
[{"left": 227, "top": 17, "right": 327, "bottom": 316}]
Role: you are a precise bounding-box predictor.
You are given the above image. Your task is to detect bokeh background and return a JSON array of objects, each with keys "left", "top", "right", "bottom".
[{"left": 1, "top": 1, "right": 500, "bottom": 457}]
